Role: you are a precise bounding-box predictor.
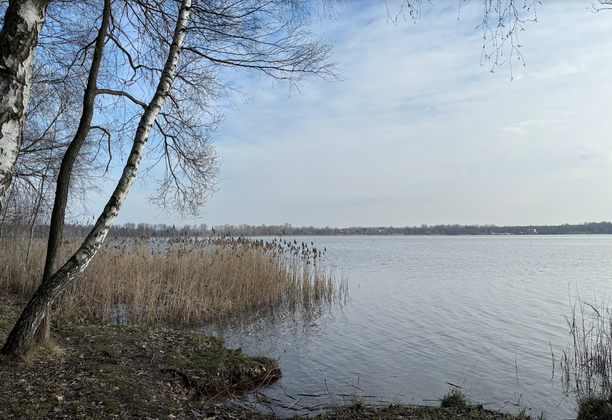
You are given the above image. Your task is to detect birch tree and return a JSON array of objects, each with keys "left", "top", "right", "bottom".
[{"left": 0, "top": 0, "right": 50, "bottom": 208}]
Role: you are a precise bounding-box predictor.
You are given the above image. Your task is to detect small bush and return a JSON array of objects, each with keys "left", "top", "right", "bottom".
[{"left": 440, "top": 388, "right": 470, "bottom": 408}]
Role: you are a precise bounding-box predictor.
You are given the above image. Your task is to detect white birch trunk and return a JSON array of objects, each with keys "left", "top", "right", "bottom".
[
  {"left": 1, "top": 0, "right": 192, "bottom": 356},
  {"left": 0, "top": 0, "right": 49, "bottom": 208}
]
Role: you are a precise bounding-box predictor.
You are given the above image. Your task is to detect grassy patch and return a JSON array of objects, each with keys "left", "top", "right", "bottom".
[
  {"left": 164, "top": 331, "right": 281, "bottom": 395},
  {"left": 440, "top": 388, "right": 471, "bottom": 408},
  {"left": 315, "top": 403, "right": 537, "bottom": 420}
]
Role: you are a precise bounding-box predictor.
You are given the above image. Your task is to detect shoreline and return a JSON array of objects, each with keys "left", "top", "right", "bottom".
[{"left": 0, "top": 296, "right": 545, "bottom": 419}]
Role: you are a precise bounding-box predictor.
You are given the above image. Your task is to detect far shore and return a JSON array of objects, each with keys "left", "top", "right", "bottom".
[{"left": 26, "top": 220, "right": 612, "bottom": 240}]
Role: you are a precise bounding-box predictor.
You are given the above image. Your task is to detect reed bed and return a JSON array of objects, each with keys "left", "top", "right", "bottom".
[{"left": 0, "top": 235, "right": 346, "bottom": 328}]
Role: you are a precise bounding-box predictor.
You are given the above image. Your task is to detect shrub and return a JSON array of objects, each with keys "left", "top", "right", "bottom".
[{"left": 440, "top": 388, "right": 470, "bottom": 408}]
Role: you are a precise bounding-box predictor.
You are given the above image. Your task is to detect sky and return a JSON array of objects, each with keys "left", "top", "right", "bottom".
[{"left": 103, "top": 1, "right": 612, "bottom": 228}]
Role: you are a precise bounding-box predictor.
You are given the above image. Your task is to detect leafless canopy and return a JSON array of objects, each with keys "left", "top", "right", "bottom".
[
  {"left": 102, "top": 0, "right": 340, "bottom": 217},
  {"left": 2, "top": 0, "right": 341, "bottom": 221},
  {"left": 388, "top": 0, "right": 540, "bottom": 79},
  {"left": 2, "top": 2, "right": 108, "bottom": 226}
]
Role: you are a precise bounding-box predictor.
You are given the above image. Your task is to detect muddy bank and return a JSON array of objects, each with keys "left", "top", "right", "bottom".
[{"left": 0, "top": 296, "right": 280, "bottom": 419}]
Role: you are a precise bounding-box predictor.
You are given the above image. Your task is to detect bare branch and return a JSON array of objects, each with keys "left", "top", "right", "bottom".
[
  {"left": 90, "top": 125, "right": 112, "bottom": 173},
  {"left": 96, "top": 88, "right": 147, "bottom": 108}
]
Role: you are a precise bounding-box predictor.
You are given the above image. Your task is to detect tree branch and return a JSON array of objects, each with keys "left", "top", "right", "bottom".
[{"left": 96, "top": 88, "right": 147, "bottom": 108}]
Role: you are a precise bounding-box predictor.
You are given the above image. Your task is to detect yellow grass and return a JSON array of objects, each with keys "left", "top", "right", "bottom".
[{"left": 0, "top": 235, "right": 346, "bottom": 328}]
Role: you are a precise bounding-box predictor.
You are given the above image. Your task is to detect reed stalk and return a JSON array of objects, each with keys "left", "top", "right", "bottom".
[{"left": 561, "top": 294, "right": 612, "bottom": 419}]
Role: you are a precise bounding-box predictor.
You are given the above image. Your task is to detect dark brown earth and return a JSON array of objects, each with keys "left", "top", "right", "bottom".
[{"left": 0, "top": 296, "right": 541, "bottom": 419}]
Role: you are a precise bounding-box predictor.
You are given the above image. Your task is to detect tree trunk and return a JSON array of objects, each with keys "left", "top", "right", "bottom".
[
  {"left": 30, "top": 166, "right": 50, "bottom": 344},
  {"left": 25, "top": 173, "right": 45, "bottom": 265},
  {"left": 37, "top": 0, "right": 110, "bottom": 345},
  {"left": 1, "top": 0, "right": 192, "bottom": 357},
  {"left": 0, "top": 185, "right": 15, "bottom": 242},
  {"left": 0, "top": 0, "right": 49, "bottom": 209}
]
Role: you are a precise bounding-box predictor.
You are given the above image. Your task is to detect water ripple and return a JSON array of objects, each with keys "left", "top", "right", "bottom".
[{"left": 216, "top": 235, "right": 612, "bottom": 419}]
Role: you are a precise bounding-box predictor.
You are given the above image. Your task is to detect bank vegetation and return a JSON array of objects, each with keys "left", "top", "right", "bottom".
[{"left": 0, "top": 233, "right": 346, "bottom": 329}]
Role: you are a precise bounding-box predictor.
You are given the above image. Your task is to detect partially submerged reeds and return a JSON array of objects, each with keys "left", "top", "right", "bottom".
[
  {"left": 561, "top": 295, "right": 612, "bottom": 419},
  {"left": 0, "top": 234, "right": 346, "bottom": 328}
]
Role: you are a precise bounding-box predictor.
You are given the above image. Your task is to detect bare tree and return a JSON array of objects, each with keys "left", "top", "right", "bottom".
[
  {"left": 0, "top": 0, "right": 50, "bottom": 207},
  {"left": 0, "top": 65, "right": 72, "bottom": 244},
  {"left": 37, "top": 0, "right": 340, "bottom": 271},
  {"left": 1, "top": 1, "right": 122, "bottom": 232},
  {"left": 42, "top": 0, "right": 110, "bottom": 284},
  {"left": 30, "top": 0, "right": 111, "bottom": 344},
  {"left": 2, "top": 0, "right": 194, "bottom": 356},
  {"left": 2, "top": 0, "right": 340, "bottom": 356}
]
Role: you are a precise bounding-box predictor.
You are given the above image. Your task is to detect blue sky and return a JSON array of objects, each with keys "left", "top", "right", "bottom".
[{"left": 104, "top": 1, "right": 612, "bottom": 228}]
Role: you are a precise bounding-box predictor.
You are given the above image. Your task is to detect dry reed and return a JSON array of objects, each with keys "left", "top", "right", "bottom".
[
  {"left": 561, "top": 294, "right": 612, "bottom": 417},
  {"left": 0, "top": 234, "right": 346, "bottom": 328}
]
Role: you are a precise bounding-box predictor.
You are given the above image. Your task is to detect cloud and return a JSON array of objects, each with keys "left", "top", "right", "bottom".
[
  {"left": 534, "top": 63, "right": 588, "bottom": 79},
  {"left": 501, "top": 119, "right": 565, "bottom": 136},
  {"left": 107, "top": 1, "right": 612, "bottom": 228}
]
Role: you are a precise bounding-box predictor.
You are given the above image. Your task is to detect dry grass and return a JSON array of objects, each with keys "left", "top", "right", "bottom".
[
  {"left": 561, "top": 294, "right": 612, "bottom": 419},
  {"left": 0, "top": 234, "right": 346, "bottom": 328}
]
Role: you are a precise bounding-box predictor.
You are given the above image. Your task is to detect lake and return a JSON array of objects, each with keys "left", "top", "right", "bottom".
[{"left": 205, "top": 235, "right": 612, "bottom": 419}]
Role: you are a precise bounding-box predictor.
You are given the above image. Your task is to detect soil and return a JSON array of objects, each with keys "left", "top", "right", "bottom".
[{"left": 0, "top": 296, "right": 539, "bottom": 419}]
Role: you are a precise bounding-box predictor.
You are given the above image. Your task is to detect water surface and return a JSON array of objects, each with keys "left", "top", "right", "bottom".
[{"left": 207, "top": 235, "right": 612, "bottom": 419}]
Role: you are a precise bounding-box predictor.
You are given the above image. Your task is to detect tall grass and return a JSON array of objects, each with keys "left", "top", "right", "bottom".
[
  {"left": 561, "top": 295, "right": 612, "bottom": 419},
  {"left": 0, "top": 235, "right": 346, "bottom": 328}
]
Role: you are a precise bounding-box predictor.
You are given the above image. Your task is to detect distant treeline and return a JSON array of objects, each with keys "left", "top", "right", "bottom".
[{"left": 40, "top": 221, "right": 612, "bottom": 238}]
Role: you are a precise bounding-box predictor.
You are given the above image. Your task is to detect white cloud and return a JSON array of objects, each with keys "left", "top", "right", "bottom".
[
  {"left": 109, "top": 1, "right": 612, "bottom": 228},
  {"left": 501, "top": 119, "right": 565, "bottom": 135},
  {"left": 534, "top": 63, "right": 588, "bottom": 79}
]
